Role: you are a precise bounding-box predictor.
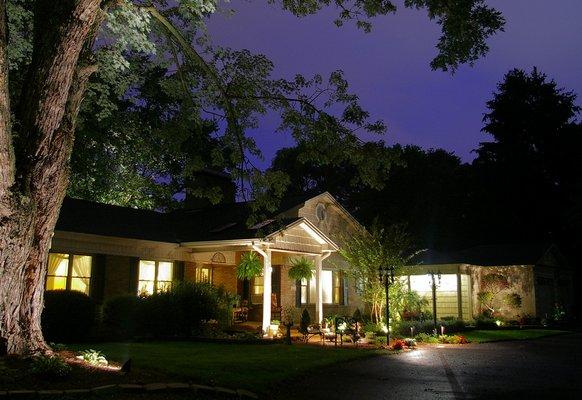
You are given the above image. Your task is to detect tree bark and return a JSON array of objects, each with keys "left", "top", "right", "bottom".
[{"left": 0, "top": 0, "right": 101, "bottom": 355}]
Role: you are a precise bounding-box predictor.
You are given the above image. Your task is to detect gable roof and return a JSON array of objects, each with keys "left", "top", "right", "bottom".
[
  {"left": 414, "top": 243, "right": 567, "bottom": 267},
  {"left": 55, "top": 193, "right": 342, "bottom": 244}
]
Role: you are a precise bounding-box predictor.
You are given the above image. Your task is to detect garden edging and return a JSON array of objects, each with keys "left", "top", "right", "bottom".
[{"left": 0, "top": 382, "right": 258, "bottom": 399}]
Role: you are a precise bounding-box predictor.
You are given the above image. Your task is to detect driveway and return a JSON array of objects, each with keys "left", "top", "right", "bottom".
[{"left": 276, "top": 333, "right": 581, "bottom": 399}]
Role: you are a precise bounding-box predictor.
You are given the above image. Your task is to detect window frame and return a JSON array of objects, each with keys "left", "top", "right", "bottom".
[
  {"left": 196, "top": 265, "right": 213, "bottom": 283},
  {"left": 46, "top": 252, "right": 93, "bottom": 295},
  {"left": 300, "top": 270, "right": 344, "bottom": 305},
  {"left": 138, "top": 259, "right": 175, "bottom": 295}
]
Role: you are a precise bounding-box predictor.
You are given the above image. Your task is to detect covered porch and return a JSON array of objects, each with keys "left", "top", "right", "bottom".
[{"left": 181, "top": 218, "right": 339, "bottom": 333}]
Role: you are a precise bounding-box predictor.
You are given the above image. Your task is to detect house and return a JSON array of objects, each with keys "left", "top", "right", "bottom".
[
  {"left": 405, "top": 244, "right": 574, "bottom": 321},
  {"left": 48, "top": 192, "right": 364, "bottom": 332}
]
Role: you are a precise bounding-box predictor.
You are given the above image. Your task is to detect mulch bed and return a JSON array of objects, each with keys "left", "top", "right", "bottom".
[{"left": 0, "top": 352, "right": 174, "bottom": 391}]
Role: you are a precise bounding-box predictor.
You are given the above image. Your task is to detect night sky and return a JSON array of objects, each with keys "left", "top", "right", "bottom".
[{"left": 207, "top": 0, "right": 582, "bottom": 167}]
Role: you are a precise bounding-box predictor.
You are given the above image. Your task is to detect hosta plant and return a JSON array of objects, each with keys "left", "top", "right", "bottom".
[{"left": 77, "top": 349, "right": 108, "bottom": 366}]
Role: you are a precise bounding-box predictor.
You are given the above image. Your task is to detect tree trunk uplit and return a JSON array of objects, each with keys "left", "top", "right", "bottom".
[{"left": 0, "top": 0, "right": 101, "bottom": 355}]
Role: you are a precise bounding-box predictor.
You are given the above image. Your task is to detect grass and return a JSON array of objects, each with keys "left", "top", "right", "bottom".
[
  {"left": 464, "top": 329, "right": 568, "bottom": 343},
  {"left": 69, "top": 342, "right": 381, "bottom": 392}
]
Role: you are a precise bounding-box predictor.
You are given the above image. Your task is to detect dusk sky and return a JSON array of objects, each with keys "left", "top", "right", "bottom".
[{"left": 207, "top": 0, "right": 582, "bottom": 168}]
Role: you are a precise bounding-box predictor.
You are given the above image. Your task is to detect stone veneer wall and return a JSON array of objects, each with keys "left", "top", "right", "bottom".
[{"left": 464, "top": 264, "right": 536, "bottom": 319}]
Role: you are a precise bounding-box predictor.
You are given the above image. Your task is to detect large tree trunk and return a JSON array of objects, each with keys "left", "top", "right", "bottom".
[{"left": 0, "top": 0, "right": 101, "bottom": 355}]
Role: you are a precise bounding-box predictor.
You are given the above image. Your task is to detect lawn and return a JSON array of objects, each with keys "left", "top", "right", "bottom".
[
  {"left": 69, "top": 342, "right": 381, "bottom": 392},
  {"left": 464, "top": 329, "right": 568, "bottom": 343}
]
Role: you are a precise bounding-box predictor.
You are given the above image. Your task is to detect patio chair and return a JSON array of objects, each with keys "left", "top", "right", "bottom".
[{"left": 271, "top": 293, "right": 282, "bottom": 321}]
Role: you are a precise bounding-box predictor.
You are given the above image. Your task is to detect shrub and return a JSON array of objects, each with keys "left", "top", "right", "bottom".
[
  {"left": 30, "top": 355, "right": 72, "bottom": 379},
  {"left": 102, "top": 295, "right": 142, "bottom": 339},
  {"left": 141, "top": 282, "right": 234, "bottom": 337},
  {"left": 363, "top": 322, "right": 383, "bottom": 334},
  {"left": 475, "top": 314, "right": 498, "bottom": 329},
  {"left": 352, "top": 308, "right": 363, "bottom": 323},
  {"left": 375, "top": 336, "right": 387, "bottom": 346},
  {"left": 396, "top": 318, "right": 466, "bottom": 337},
  {"left": 415, "top": 333, "right": 438, "bottom": 344},
  {"left": 77, "top": 349, "right": 108, "bottom": 366},
  {"left": 42, "top": 290, "right": 96, "bottom": 343},
  {"left": 404, "top": 338, "right": 416, "bottom": 347},
  {"left": 392, "top": 339, "right": 406, "bottom": 350}
]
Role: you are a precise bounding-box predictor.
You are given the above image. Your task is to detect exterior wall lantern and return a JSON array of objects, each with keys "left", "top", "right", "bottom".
[{"left": 378, "top": 265, "right": 396, "bottom": 346}]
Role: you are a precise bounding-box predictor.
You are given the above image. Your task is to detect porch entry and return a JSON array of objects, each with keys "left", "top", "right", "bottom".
[{"left": 237, "top": 265, "right": 282, "bottom": 322}]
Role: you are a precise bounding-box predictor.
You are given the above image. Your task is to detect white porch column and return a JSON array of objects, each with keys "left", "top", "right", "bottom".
[
  {"left": 261, "top": 249, "right": 272, "bottom": 334},
  {"left": 315, "top": 254, "right": 323, "bottom": 324}
]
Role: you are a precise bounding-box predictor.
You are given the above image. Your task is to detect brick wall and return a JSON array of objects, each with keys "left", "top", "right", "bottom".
[
  {"left": 212, "top": 264, "right": 237, "bottom": 293},
  {"left": 103, "top": 255, "right": 133, "bottom": 299}
]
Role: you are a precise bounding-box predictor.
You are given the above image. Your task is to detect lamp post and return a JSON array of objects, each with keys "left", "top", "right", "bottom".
[
  {"left": 378, "top": 265, "right": 396, "bottom": 347},
  {"left": 428, "top": 270, "right": 441, "bottom": 333}
]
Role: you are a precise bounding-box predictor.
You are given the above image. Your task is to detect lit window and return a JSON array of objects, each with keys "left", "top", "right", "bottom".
[
  {"left": 251, "top": 275, "right": 264, "bottom": 303},
  {"left": 46, "top": 253, "right": 92, "bottom": 295},
  {"left": 138, "top": 260, "right": 173, "bottom": 295},
  {"left": 196, "top": 266, "right": 212, "bottom": 283},
  {"left": 301, "top": 270, "right": 343, "bottom": 305}
]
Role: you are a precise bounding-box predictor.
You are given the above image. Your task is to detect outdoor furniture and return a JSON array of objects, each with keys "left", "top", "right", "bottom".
[
  {"left": 271, "top": 293, "right": 282, "bottom": 321},
  {"left": 304, "top": 323, "right": 324, "bottom": 343},
  {"left": 233, "top": 300, "right": 249, "bottom": 323},
  {"left": 333, "top": 316, "right": 361, "bottom": 347}
]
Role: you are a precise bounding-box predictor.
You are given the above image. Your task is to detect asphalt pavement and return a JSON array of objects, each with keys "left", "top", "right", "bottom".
[{"left": 276, "top": 332, "right": 581, "bottom": 399}]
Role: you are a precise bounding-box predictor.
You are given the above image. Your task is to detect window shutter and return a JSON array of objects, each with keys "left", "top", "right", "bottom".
[
  {"left": 129, "top": 257, "right": 139, "bottom": 295},
  {"left": 295, "top": 280, "right": 302, "bottom": 307},
  {"left": 174, "top": 261, "right": 185, "bottom": 282},
  {"left": 343, "top": 276, "right": 349, "bottom": 306},
  {"left": 90, "top": 254, "right": 106, "bottom": 304}
]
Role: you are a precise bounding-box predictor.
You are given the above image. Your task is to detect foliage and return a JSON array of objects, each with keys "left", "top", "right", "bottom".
[
  {"left": 101, "top": 295, "right": 142, "bottom": 339},
  {"left": 477, "top": 273, "right": 512, "bottom": 314},
  {"left": 374, "top": 336, "right": 387, "bottom": 346},
  {"left": 398, "top": 291, "right": 430, "bottom": 320},
  {"left": 42, "top": 291, "right": 96, "bottom": 343},
  {"left": 299, "top": 309, "right": 311, "bottom": 335},
  {"left": 140, "top": 282, "right": 235, "bottom": 337},
  {"left": 77, "top": 349, "right": 108, "bottom": 366},
  {"left": 236, "top": 252, "right": 263, "bottom": 280},
  {"left": 474, "top": 314, "right": 499, "bottom": 329},
  {"left": 363, "top": 322, "right": 384, "bottom": 334},
  {"left": 403, "top": 338, "right": 416, "bottom": 347},
  {"left": 281, "top": 305, "right": 296, "bottom": 326},
  {"left": 391, "top": 339, "right": 406, "bottom": 350},
  {"left": 395, "top": 319, "right": 466, "bottom": 337},
  {"left": 503, "top": 293, "right": 522, "bottom": 309},
  {"left": 102, "top": 283, "right": 233, "bottom": 339},
  {"left": 414, "top": 333, "right": 439, "bottom": 344},
  {"left": 288, "top": 257, "right": 314, "bottom": 281},
  {"left": 438, "top": 335, "right": 468, "bottom": 344},
  {"left": 29, "top": 355, "right": 72, "bottom": 379},
  {"left": 338, "top": 223, "right": 421, "bottom": 323},
  {"left": 352, "top": 308, "right": 364, "bottom": 323}
]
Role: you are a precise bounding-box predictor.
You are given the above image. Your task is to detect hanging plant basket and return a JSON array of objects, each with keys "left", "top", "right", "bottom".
[
  {"left": 288, "top": 257, "right": 314, "bottom": 281},
  {"left": 236, "top": 251, "right": 263, "bottom": 280}
]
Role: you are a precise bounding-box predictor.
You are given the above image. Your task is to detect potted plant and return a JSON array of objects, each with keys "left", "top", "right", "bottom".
[
  {"left": 269, "top": 320, "right": 281, "bottom": 337},
  {"left": 288, "top": 257, "right": 314, "bottom": 281},
  {"left": 236, "top": 251, "right": 262, "bottom": 280}
]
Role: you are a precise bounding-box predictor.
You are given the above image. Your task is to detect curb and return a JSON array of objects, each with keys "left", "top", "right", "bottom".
[{"left": 0, "top": 382, "right": 259, "bottom": 398}]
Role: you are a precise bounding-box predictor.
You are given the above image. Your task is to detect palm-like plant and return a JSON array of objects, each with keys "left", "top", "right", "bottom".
[
  {"left": 288, "top": 257, "right": 314, "bottom": 281},
  {"left": 236, "top": 251, "right": 263, "bottom": 280}
]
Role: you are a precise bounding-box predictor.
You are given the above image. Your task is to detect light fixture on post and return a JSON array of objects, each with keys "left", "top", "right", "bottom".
[
  {"left": 378, "top": 265, "right": 396, "bottom": 347},
  {"left": 428, "top": 270, "right": 442, "bottom": 333}
]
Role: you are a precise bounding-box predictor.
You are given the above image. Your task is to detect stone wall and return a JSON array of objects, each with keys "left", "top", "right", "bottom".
[{"left": 465, "top": 265, "right": 536, "bottom": 319}]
